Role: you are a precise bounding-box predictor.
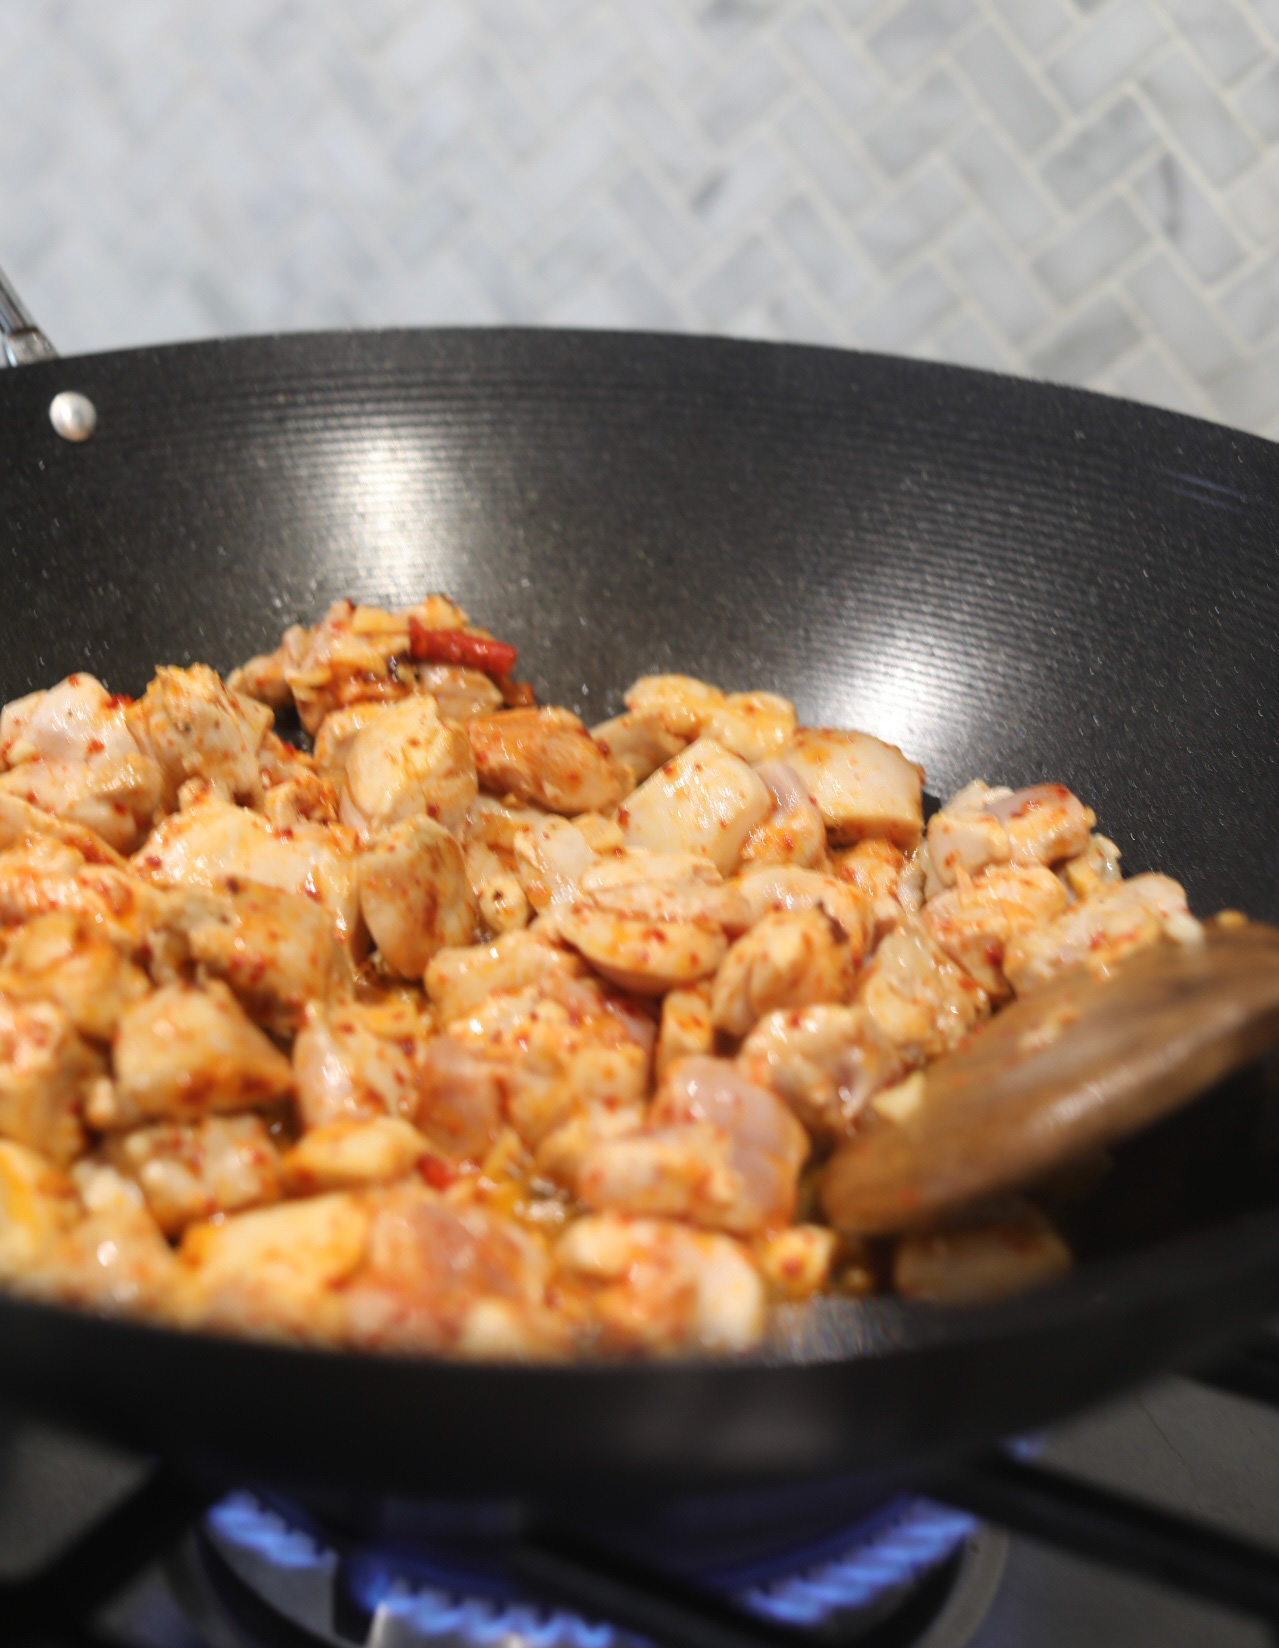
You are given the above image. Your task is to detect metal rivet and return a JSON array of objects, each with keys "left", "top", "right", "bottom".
[{"left": 49, "top": 390, "right": 97, "bottom": 442}]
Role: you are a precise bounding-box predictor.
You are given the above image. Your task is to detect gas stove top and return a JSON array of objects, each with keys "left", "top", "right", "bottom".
[{"left": 5, "top": 1362, "right": 1279, "bottom": 1648}]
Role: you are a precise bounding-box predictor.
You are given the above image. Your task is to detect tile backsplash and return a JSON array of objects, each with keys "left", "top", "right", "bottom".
[{"left": 3, "top": 0, "right": 1278, "bottom": 438}]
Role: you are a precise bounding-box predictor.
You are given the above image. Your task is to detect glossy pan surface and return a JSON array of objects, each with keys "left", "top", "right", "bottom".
[{"left": 0, "top": 329, "right": 1277, "bottom": 1493}]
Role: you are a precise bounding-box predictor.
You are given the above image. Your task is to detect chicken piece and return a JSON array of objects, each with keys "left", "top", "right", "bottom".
[
  {"left": 1003, "top": 872, "right": 1200, "bottom": 994},
  {"left": 0, "top": 791, "right": 128, "bottom": 866},
  {"left": 312, "top": 703, "right": 383, "bottom": 778},
  {"left": 656, "top": 983, "right": 715, "bottom": 1081},
  {"left": 0, "top": 994, "right": 100, "bottom": 1163},
  {"left": 707, "top": 693, "right": 797, "bottom": 763},
  {"left": 225, "top": 643, "right": 293, "bottom": 709},
  {"left": 261, "top": 768, "right": 340, "bottom": 829},
  {"left": 618, "top": 738, "right": 773, "bottom": 874},
  {"left": 414, "top": 664, "right": 504, "bottom": 724},
  {"left": 577, "top": 1056, "right": 808, "bottom": 1235},
  {"left": 737, "top": 1003, "right": 906, "bottom": 1139},
  {"left": 465, "top": 793, "right": 551, "bottom": 867},
  {"left": 0, "top": 752, "right": 164, "bottom": 854},
  {"left": 922, "top": 862, "right": 1069, "bottom": 999},
  {"left": 0, "top": 836, "right": 166, "bottom": 951},
  {"left": 103, "top": 1115, "right": 282, "bottom": 1235},
  {"left": 340, "top": 695, "right": 478, "bottom": 838},
  {"left": 292, "top": 998, "right": 431, "bottom": 1130},
  {"left": 415, "top": 1038, "right": 505, "bottom": 1163},
  {"left": 281, "top": 1117, "right": 429, "bottom": 1193},
  {"left": 533, "top": 1102, "right": 647, "bottom": 1189},
  {"left": 782, "top": 728, "right": 923, "bottom": 850},
  {"left": 0, "top": 913, "right": 150, "bottom": 1041},
  {"left": 171, "top": 880, "right": 341, "bottom": 1034},
  {"left": 133, "top": 785, "right": 361, "bottom": 941},
  {"left": 924, "top": 781, "right": 1013, "bottom": 893},
  {"left": 426, "top": 929, "right": 587, "bottom": 1027},
  {"left": 577, "top": 851, "right": 750, "bottom": 930},
  {"left": 178, "top": 1193, "right": 372, "bottom": 1341},
  {"left": 893, "top": 1201, "right": 1072, "bottom": 1303},
  {"left": 446, "top": 971, "right": 653, "bottom": 1151},
  {"left": 739, "top": 758, "right": 827, "bottom": 869},
  {"left": 734, "top": 865, "right": 873, "bottom": 951},
  {"left": 466, "top": 707, "right": 625, "bottom": 815},
  {"left": 342, "top": 1190, "right": 556, "bottom": 1356},
  {"left": 556, "top": 1214, "right": 764, "bottom": 1354},
  {"left": 711, "top": 909, "right": 859, "bottom": 1037},
  {"left": 989, "top": 784, "right": 1096, "bottom": 869},
  {"left": 831, "top": 838, "right": 907, "bottom": 904},
  {"left": 476, "top": 873, "right": 531, "bottom": 935},
  {"left": 1058, "top": 833, "right": 1123, "bottom": 902},
  {"left": 512, "top": 817, "right": 599, "bottom": 911},
  {"left": 102, "top": 981, "right": 293, "bottom": 1129},
  {"left": 556, "top": 905, "right": 727, "bottom": 995},
  {"left": 857, "top": 924, "right": 989, "bottom": 1063},
  {"left": 1, "top": 674, "right": 140, "bottom": 769},
  {"left": 32, "top": 1201, "right": 178, "bottom": 1317},
  {"left": 127, "top": 664, "right": 272, "bottom": 809},
  {"left": 757, "top": 1224, "right": 838, "bottom": 1301},
  {"left": 623, "top": 674, "right": 727, "bottom": 739},
  {"left": 357, "top": 816, "right": 477, "bottom": 979},
  {"left": 590, "top": 711, "right": 685, "bottom": 789},
  {"left": 0, "top": 1141, "right": 79, "bottom": 1278}
]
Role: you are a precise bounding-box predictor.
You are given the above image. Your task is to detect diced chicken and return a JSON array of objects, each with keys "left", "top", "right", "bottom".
[
  {"left": 710, "top": 909, "right": 859, "bottom": 1037},
  {"left": 30, "top": 1201, "right": 178, "bottom": 1317},
  {"left": 102, "top": 982, "right": 293, "bottom": 1129},
  {"left": 655, "top": 983, "right": 715, "bottom": 1081},
  {"left": 734, "top": 864, "right": 873, "bottom": 950},
  {"left": 737, "top": 1003, "right": 905, "bottom": 1139},
  {"left": 340, "top": 695, "right": 478, "bottom": 839},
  {"left": 413, "top": 664, "right": 505, "bottom": 724},
  {"left": 127, "top": 664, "right": 272, "bottom": 809},
  {"left": 739, "top": 758, "right": 827, "bottom": 869},
  {"left": 0, "top": 913, "right": 150, "bottom": 1040},
  {"left": 0, "top": 994, "right": 100, "bottom": 1162},
  {"left": 467, "top": 708, "right": 625, "bottom": 815},
  {"left": 476, "top": 873, "right": 531, "bottom": 935},
  {"left": 618, "top": 738, "right": 772, "bottom": 873},
  {"left": 426, "top": 929, "right": 587, "bottom": 1027},
  {"left": 577, "top": 1056, "right": 808, "bottom": 1235},
  {"left": 757, "top": 1224, "right": 838, "bottom": 1301},
  {"left": 0, "top": 837, "right": 166, "bottom": 950},
  {"left": 893, "top": 1201, "right": 1072, "bottom": 1303},
  {"left": 556, "top": 1213, "right": 764, "bottom": 1354},
  {"left": 312, "top": 703, "right": 383, "bottom": 778},
  {"left": 1, "top": 674, "right": 139, "bottom": 768},
  {"left": 782, "top": 728, "right": 923, "bottom": 849},
  {"left": 988, "top": 784, "right": 1096, "bottom": 869},
  {"left": 1003, "top": 872, "right": 1200, "bottom": 994},
  {"left": 857, "top": 924, "right": 989, "bottom": 1063},
  {"left": 292, "top": 998, "right": 431, "bottom": 1130},
  {"left": 281, "top": 1117, "right": 429, "bottom": 1193},
  {"left": 556, "top": 905, "right": 727, "bottom": 995},
  {"left": 706, "top": 693, "right": 797, "bottom": 763},
  {"left": 260, "top": 768, "right": 339, "bottom": 829},
  {"left": 624, "top": 674, "right": 727, "bottom": 739},
  {"left": 590, "top": 711, "right": 685, "bottom": 789},
  {"left": 0, "top": 1141, "right": 79, "bottom": 1278},
  {"left": 512, "top": 816, "right": 597, "bottom": 911},
  {"left": 0, "top": 753, "right": 164, "bottom": 854},
  {"left": 922, "top": 863, "right": 1069, "bottom": 998},
  {"left": 103, "top": 1115, "right": 282, "bottom": 1234},
  {"left": 358, "top": 816, "right": 477, "bottom": 977}
]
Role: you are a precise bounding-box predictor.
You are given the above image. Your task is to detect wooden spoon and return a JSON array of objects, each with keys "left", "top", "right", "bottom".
[{"left": 822, "top": 921, "right": 1279, "bottom": 1236}]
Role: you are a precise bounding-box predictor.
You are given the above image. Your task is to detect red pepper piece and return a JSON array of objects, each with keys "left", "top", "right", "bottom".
[{"left": 407, "top": 618, "right": 517, "bottom": 678}]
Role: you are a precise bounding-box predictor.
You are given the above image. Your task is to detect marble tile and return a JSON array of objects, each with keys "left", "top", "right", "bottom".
[
  {"left": 856, "top": 261, "right": 959, "bottom": 349},
  {"left": 949, "top": 122, "right": 1056, "bottom": 245},
  {"left": 930, "top": 310, "right": 1017, "bottom": 372},
  {"left": 944, "top": 219, "right": 1050, "bottom": 343},
  {"left": 1029, "top": 294, "right": 1142, "bottom": 381},
  {"left": 696, "top": 44, "right": 790, "bottom": 144},
  {"left": 1151, "top": 0, "right": 1262, "bottom": 87},
  {"left": 1238, "top": 62, "right": 1279, "bottom": 147},
  {"left": 1111, "top": 344, "right": 1210, "bottom": 420},
  {"left": 612, "top": 169, "right": 699, "bottom": 275},
  {"left": 1124, "top": 252, "right": 1238, "bottom": 377},
  {"left": 691, "top": 233, "right": 784, "bottom": 323},
  {"left": 988, "top": 0, "right": 1075, "bottom": 56},
  {"left": 776, "top": 100, "right": 876, "bottom": 217},
  {"left": 1140, "top": 48, "right": 1258, "bottom": 186},
  {"left": 1047, "top": 0, "right": 1166, "bottom": 112},
  {"left": 774, "top": 193, "right": 871, "bottom": 309},
  {"left": 857, "top": 162, "right": 965, "bottom": 270},
  {"left": 780, "top": 5, "right": 881, "bottom": 125},
  {"left": 1032, "top": 195, "right": 1148, "bottom": 303},
  {"left": 862, "top": 69, "right": 970, "bottom": 178},
  {"left": 955, "top": 24, "right": 1062, "bottom": 152},
  {"left": 691, "top": 135, "right": 792, "bottom": 232},
  {"left": 1040, "top": 95, "right": 1160, "bottom": 209},
  {"left": 868, "top": 0, "right": 972, "bottom": 78},
  {"left": 1220, "top": 261, "right": 1279, "bottom": 347},
  {"left": 1132, "top": 152, "right": 1246, "bottom": 285},
  {"left": 1206, "top": 338, "right": 1279, "bottom": 429}
]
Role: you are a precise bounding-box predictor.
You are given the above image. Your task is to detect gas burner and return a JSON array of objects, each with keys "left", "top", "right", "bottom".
[{"left": 172, "top": 1488, "right": 1007, "bottom": 1648}]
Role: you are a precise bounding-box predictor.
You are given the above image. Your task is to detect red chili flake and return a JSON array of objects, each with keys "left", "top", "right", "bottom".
[
  {"left": 420, "top": 1155, "right": 455, "bottom": 1190},
  {"left": 86, "top": 738, "right": 105, "bottom": 755},
  {"left": 498, "top": 675, "right": 536, "bottom": 708},
  {"left": 104, "top": 693, "right": 134, "bottom": 709},
  {"left": 407, "top": 618, "right": 517, "bottom": 677}
]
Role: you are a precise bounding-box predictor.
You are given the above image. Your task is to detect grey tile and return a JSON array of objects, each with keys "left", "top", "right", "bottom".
[
  {"left": 612, "top": 169, "right": 698, "bottom": 275},
  {"left": 1151, "top": 0, "right": 1263, "bottom": 87},
  {"left": 950, "top": 122, "right": 1056, "bottom": 246},
  {"left": 390, "top": 85, "right": 472, "bottom": 181},
  {"left": 458, "top": 230, "right": 544, "bottom": 323},
  {"left": 524, "top": 104, "right": 620, "bottom": 216},
  {"left": 857, "top": 162, "right": 965, "bottom": 270},
  {"left": 862, "top": 69, "right": 970, "bottom": 178},
  {"left": 777, "top": 100, "right": 875, "bottom": 217},
  {"left": 626, "top": 6, "right": 711, "bottom": 97},
  {"left": 988, "top": 0, "right": 1074, "bottom": 54},
  {"left": 780, "top": 4, "right": 881, "bottom": 125},
  {"left": 696, "top": 44, "right": 790, "bottom": 145},
  {"left": 1124, "top": 252, "right": 1238, "bottom": 377},
  {"left": 698, "top": 0, "right": 783, "bottom": 54},
  {"left": 856, "top": 262, "right": 959, "bottom": 350},
  {"left": 1251, "top": 0, "right": 1279, "bottom": 41},
  {"left": 610, "top": 260, "right": 683, "bottom": 331},
  {"left": 690, "top": 135, "right": 791, "bottom": 232},
  {"left": 1225, "top": 154, "right": 1279, "bottom": 248},
  {"left": 531, "top": 202, "right": 624, "bottom": 301},
  {"left": 1206, "top": 338, "right": 1279, "bottom": 429},
  {"left": 448, "top": 138, "right": 541, "bottom": 244},
  {"left": 547, "top": 274, "right": 632, "bottom": 330},
  {"left": 1132, "top": 152, "right": 1246, "bottom": 285},
  {"left": 1046, "top": 0, "right": 1166, "bottom": 112},
  {"left": 1029, "top": 295, "right": 1142, "bottom": 383},
  {"left": 955, "top": 24, "right": 1061, "bottom": 152},
  {"left": 774, "top": 193, "right": 870, "bottom": 309},
  {"left": 451, "top": 51, "right": 541, "bottom": 157},
  {"left": 868, "top": 0, "right": 972, "bottom": 78},
  {"left": 615, "top": 79, "right": 711, "bottom": 188},
  {"left": 945, "top": 219, "right": 1050, "bottom": 344},
  {"left": 740, "top": 284, "right": 838, "bottom": 345},
  {"left": 1112, "top": 345, "right": 1210, "bottom": 419},
  {"left": 1140, "top": 47, "right": 1258, "bottom": 186},
  {"left": 1238, "top": 62, "right": 1279, "bottom": 146},
  {"left": 380, "top": 0, "right": 472, "bottom": 95},
  {"left": 1220, "top": 261, "right": 1279, "bottom": 346},
  {"left": 691, "top": 234, "right": 784, "bottom": 324},
  {"left": 387, "top": 181, "right": 470, "bottom": 267},
  {"left": 1032, "top": 196, "right": 1148, "bottom": 304},
  {"left": 531, "top": 15, "right": 628, "bottom": 118},
  {"left": 1040, "top": 95, "right": 1160, "bottom": 209},
  {"left": 931, "top": 311, "right": 1016, "bottom": 372}
]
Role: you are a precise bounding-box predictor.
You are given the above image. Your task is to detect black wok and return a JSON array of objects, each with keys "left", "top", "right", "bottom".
[{"left": 1, "top": 326, "right": 1278, "bottom": 1497}]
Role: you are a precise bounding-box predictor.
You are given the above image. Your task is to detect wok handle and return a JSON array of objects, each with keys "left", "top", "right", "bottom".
[{"left": 0, "top": 262, "right": 56, "bottom": 366}]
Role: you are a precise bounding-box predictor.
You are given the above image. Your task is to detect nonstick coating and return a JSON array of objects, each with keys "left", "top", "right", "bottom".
[{"left": 1, "top": 329, "right": 1278, "bottom": 1495}]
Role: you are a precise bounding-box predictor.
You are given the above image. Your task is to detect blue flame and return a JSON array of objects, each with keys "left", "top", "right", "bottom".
[{"left": 207, "top": 1489, "right": 975, "bottom": 1642}]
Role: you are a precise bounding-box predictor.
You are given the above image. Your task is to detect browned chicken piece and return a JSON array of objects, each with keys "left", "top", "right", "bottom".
[
  {"left": 892, "top": 1199, "right": 1072, "bottom": 1302},
  {"left": 710, "top": 908, "right": 860, "bottom": 1037},
  {"left": 358, "top": 815, "right": 478, "bottom": 977},
  {"left": 618, "top": 738, "right": 773, "bottom": 872},
  {"left": 782, "top": 728, "right": 924, "bottom": 850},
  {"left": 736, "top": 1003, "right": 906, "bottom": 1139},
  {"left": 622, "top": 675, "right": 797, "bottom": 763},
  {"left": 100, "top": 981, "right": 294, "bottom": 1130},
  {"left": 280, "top": 1117, "right": 430, "bottom": 1195},
  {"left": 0, "top": 1141, "right": 80, "bottom": 1279},
  {"left": 922, "top": 862, "right": 1070, "bottom": 999},
  {"left": 292, "top": 997, "right": 433, "bottom": 1130},
  {"left": 655, "top": 982, "right": 715, "bottom": 1080},
  {"left": 425, "top": 928, "right": 588, "bottom": 1027},
  {"left": 339, "top": 696, "right": 478, "bottom": 838},
  {"left": 590, "top": 710, "right": 685, "bottom": 790},
  {"left": 0, "top": 994, "right": 101, "bottom": 1163},
  {"left": 0, "top": 912, "right": 150, "bottom": 1041},
  {"left": 103, "top": 1115, "right": 283, "bottom": 1235},
  {"left": 127, "top": 664, "right": 273, "bottom": 809},
  {"left": 1003, "top": 872, "right": 1201, "bottom": 994},
  {"left": 739, "top": 758, "right": 828, "bottom": 869},
  {"left": 857, "top": 923, "right": 989, "bottom": 1064},
  {"left": 467, "top": 708, "right": 625, "bottom": 815}
]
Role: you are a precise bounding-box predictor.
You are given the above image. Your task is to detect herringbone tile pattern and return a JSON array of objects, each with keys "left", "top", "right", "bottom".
[{"left": 3, "top": 0, "right": 1278, "bottom": 436}]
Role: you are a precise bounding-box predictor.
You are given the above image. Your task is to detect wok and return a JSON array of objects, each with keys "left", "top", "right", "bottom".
[{"left": 1, "top": 301, "right": 1279, "bottom": 1498}]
